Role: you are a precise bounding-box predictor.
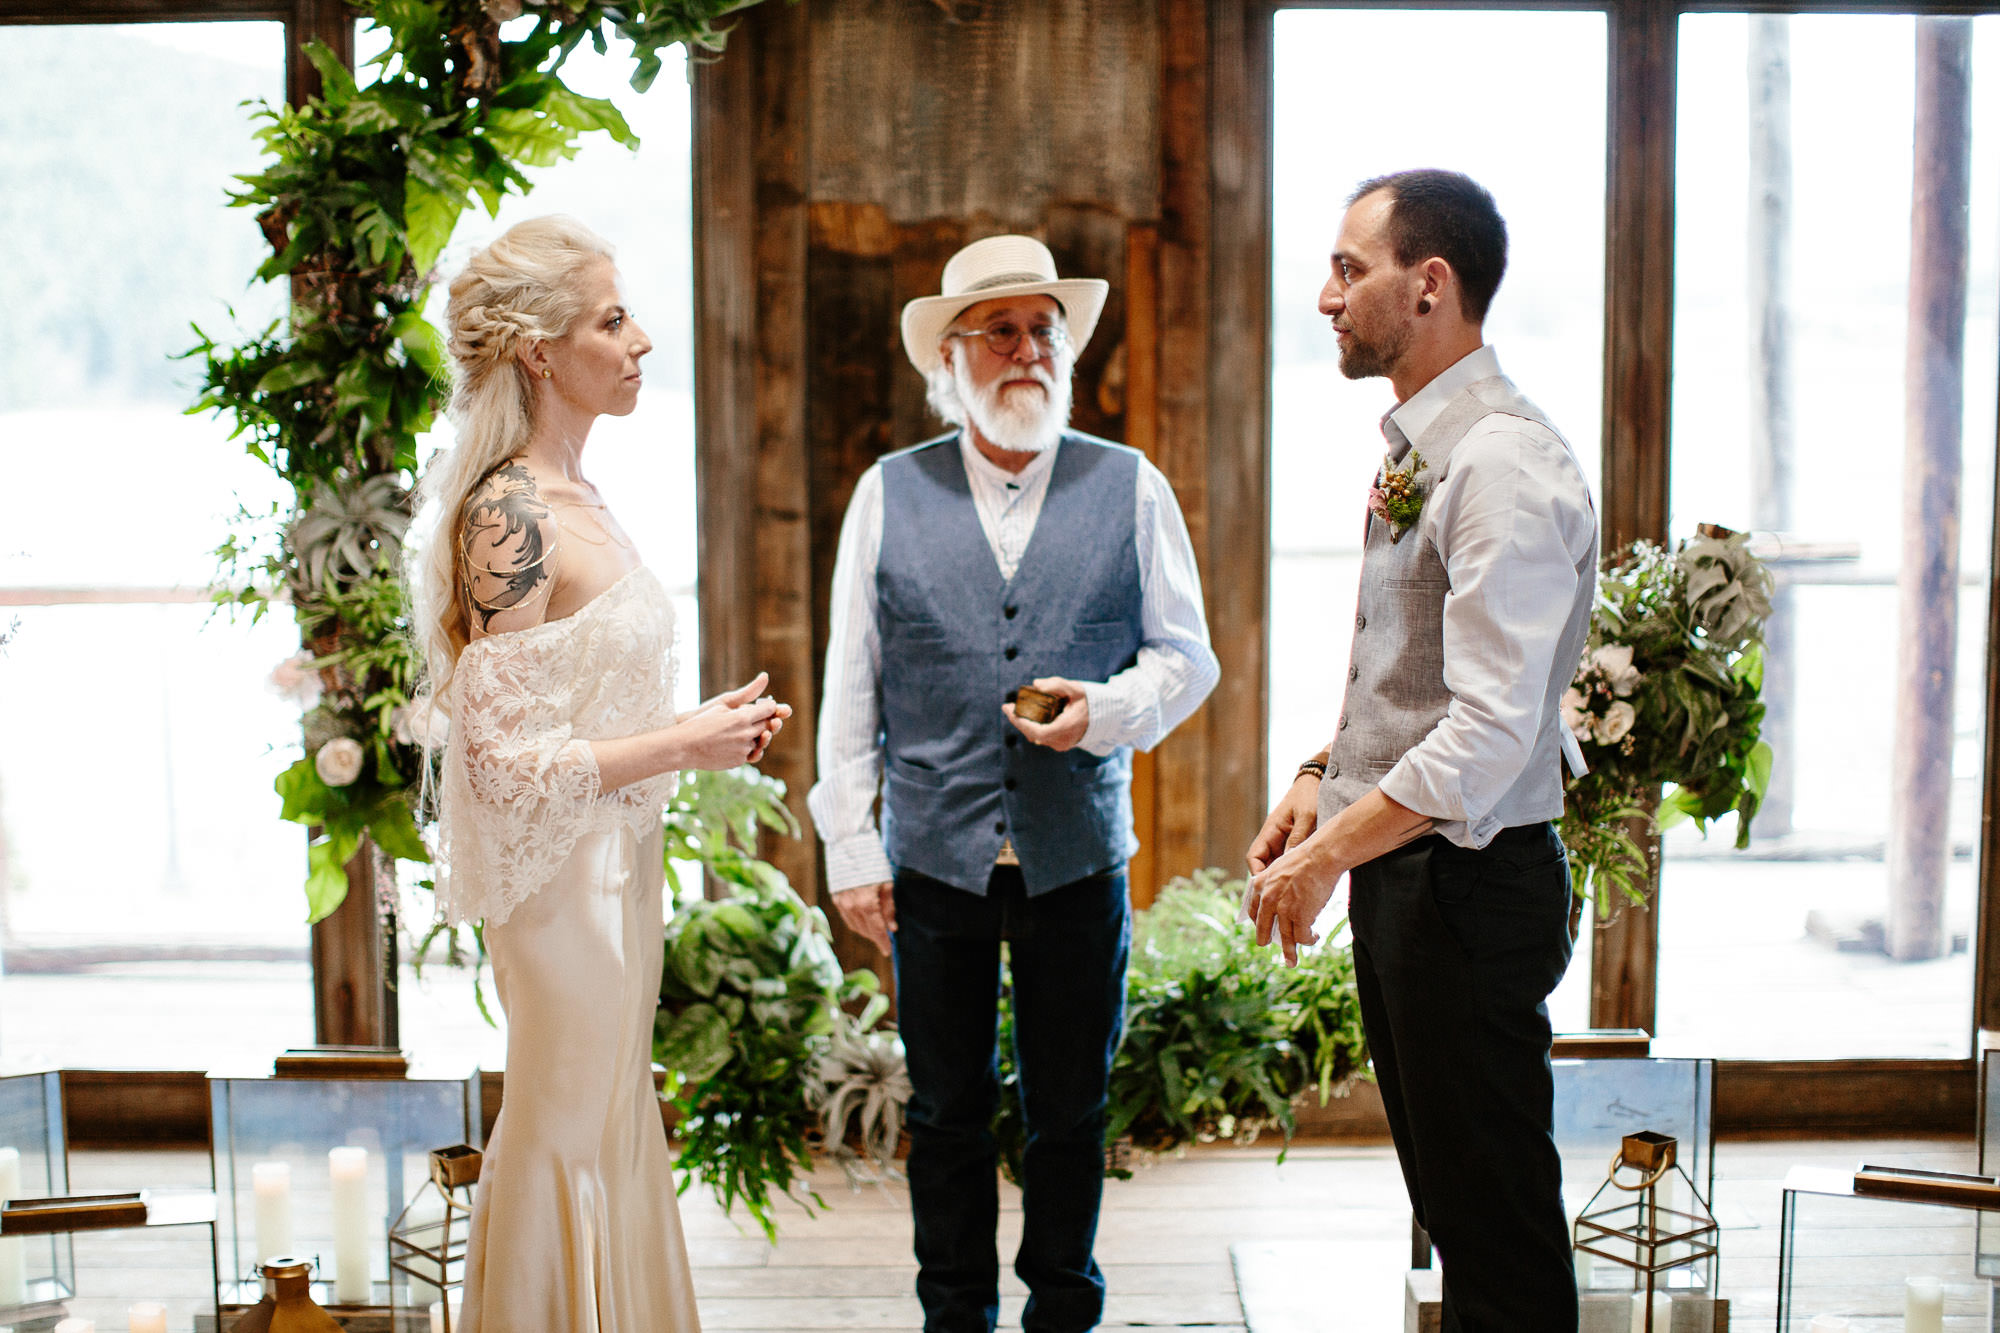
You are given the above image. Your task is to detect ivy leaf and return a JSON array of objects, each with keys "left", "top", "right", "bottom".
[
  {"left": 255, "top": 359, "right": 329, "bottom": 396},
  {"left": 657, "top": 1003, "right": 734, "bottom": 1083},
  {"left": 305, "top": 40, "right": 359, "bottom": 107},
  {"left": 389, "top": 311, "right": 446, "bottom": 378},
  {"left": 276, "top": 757, "right": 331, "bottom": 825},
  {"left": 367, "top": 790, "right": 430, "bottom": 863},
  {"left": 541, "top": 84, "right": 638, "bottom": 150},
  {"left": 403, "top": 175, "right": 463, "bottom": 277}
]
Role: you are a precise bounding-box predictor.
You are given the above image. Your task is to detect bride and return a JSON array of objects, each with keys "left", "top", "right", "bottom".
[{"left": 409, "top": 215, "right": 788, "bottom": 1331}]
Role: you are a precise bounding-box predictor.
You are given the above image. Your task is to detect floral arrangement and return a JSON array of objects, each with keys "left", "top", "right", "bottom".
[
  {"left": 193, "top": 0, "right": 778, "bottom": 925},
  {"left": 1560, "top": 527, "right": 1776, "bottom": 913},
  {"left": 1367, "top": 449, "right": 1429, "bottom": 543}
]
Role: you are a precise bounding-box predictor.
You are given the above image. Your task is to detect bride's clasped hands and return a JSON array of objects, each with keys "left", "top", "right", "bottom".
[{"left": 679, "top": 671, "right": 791, "bottom": 767}]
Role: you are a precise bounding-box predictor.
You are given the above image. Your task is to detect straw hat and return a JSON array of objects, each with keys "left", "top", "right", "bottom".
[{"left": 900, "top": 235, "right": 1109, "bottom": 376}]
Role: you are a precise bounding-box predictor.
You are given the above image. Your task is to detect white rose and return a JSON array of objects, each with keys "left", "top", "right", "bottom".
[
  {"left": 1560, "top": 687, "right": 1590, "bottom": 739},
  {"left": 392, "top": 699, "right": 451, "bottom": 749},
  {"left": 1589, "top": 643, "right": 1642, "bottom": 697},
  {"left": 1593, "top": 700, "right": 1637, "bottom": 745},
  {"left": 268, "top": 652, "right": 322, "bottom": 708},
  {"left": 315, "top": 737, "right": 366, "bottom": 788}
]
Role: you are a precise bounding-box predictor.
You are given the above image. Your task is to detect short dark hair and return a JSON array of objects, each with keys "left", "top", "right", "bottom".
[{"left": 1346, "top": 170, "right": 1508, "bottom": 322}]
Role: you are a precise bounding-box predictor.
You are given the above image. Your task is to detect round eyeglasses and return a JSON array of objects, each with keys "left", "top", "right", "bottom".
[{"left": 947, "top": 321, "right": 1070, "bottom": 359}]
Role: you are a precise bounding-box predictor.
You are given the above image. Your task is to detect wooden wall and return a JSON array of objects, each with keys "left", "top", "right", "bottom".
[{"left": 693, "top": 0, "right": 1271, "bottom": 975}]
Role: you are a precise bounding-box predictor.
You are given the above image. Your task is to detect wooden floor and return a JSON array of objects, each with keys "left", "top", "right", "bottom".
[{"left": 44, "top": 1134, "right": 1981, "bottom": 1331}]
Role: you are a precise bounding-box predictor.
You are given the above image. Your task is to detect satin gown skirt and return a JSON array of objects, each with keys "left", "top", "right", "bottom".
[{"left": 460, "top": 824, "right": 702, "bottom": 1333}]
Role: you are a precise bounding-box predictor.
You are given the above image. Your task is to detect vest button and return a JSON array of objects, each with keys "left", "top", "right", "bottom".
[
  {"left": 1339, "top": 715, "right": 1349, "bottom": 731},
  {"left": 1004, "top": 605, "right": 1018, "bottom": 619},
  {"left": 1328, "top": 762, "right": 1340, "bottom": 779},
  {"left": 1005, "top": 778, "right": 1018, "bottom": 791},
  {"left": 1349, "top": 663, "right": 1359, "bottom": 682},
  {"left": 994, "top": 820, "right": 1007, "bottom": 835},
  {"left": 1005, "top": 734, "right": 1019, "bottom": 747},
  {"left": 1356, "top": 613, "right": 1367, "bottom": 631},
  {"left": 1004, "top": 647, "right": 1019, "bottom": 660}
]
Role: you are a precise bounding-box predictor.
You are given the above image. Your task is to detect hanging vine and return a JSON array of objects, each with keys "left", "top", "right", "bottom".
[{"left": 190, "top": 0, "right": 772, "bottom": 922}]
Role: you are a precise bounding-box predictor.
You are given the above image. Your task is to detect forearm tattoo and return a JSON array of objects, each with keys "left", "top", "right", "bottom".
[{"left": 460, "top": 463, "right": 554, "bottom": 630}]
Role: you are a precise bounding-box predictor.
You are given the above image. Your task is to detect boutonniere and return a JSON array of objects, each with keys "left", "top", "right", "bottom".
[{"left": 1367, "top": 449, "right": 1429, "bottom": 543}]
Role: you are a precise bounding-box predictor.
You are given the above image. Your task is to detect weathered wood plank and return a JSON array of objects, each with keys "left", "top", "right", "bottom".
[{"left": 1202, "top": 0, "right": 1274, "bottom": 872}]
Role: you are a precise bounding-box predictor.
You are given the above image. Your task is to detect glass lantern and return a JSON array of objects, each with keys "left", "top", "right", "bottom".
[
  {"left": 1779, "top": 1164, "right": 1996, "bottom": 1330},
  {"left": 1553, "top": 1056, "right": 1722, "bottom": 1328},
  {"left": 0, "top": 1069, "right": 70, "bottom": 1317},
  {"left": 208, "top": 1053, "right": 482, "bottom": 1313}
]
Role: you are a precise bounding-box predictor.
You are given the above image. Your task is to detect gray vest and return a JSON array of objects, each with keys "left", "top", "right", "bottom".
[
  {"left": 878, "top": 432, "right": 1144, "bottom": 895},
  {"left": 1320, "top": 375, "right": 1595, "bottom": 834}
]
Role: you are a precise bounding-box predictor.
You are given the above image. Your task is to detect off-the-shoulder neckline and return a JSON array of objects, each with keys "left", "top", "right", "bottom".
[{"left": 461, "top": 564, "right": 654, "bottom": 655}]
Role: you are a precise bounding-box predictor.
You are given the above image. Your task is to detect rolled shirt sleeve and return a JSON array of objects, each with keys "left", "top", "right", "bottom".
[
  {"left": 806, "top": 466, "right": 897, "bottom": 894},
  {"left": 1077, "top": 459, "right": 1221, "bottom": 755},
  {"left": 1375, "top": 420, "right": 1597, "bottom": 848}
]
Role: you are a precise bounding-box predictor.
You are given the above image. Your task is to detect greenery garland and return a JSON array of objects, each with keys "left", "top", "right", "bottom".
[
  {"left": 1560, "top": 528, "right": 1776, "bottom": 915},
  {"left": 189, "top": 0, "right": 773, "bottom": 922}
]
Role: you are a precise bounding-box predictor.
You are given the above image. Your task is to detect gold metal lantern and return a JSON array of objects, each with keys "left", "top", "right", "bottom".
[
  {"left": 1574, "top": 1131, "right": 1721, "bottom": 1332},
  {"left": 387, "top": 1146, "right": 482, "bottom": 1332}
]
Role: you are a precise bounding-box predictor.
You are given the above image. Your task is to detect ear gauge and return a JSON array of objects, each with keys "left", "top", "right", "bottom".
[{"left": 1418, "top": 298, "right": 1434, "bottom": 314}]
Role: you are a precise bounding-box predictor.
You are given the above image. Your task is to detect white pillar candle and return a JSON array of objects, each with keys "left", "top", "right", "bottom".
[
  {"left": 250, "top": 1161, "right": 293, "bottom": 1263},
  {"left": 328, "top": 1146, "right": 371, "bottom": 1304},
  {"left": 0, "top": 1146, "right": 24, "bottom": 1307},
  {"left": 429, "top": 1293, "right": 463, "bottom": 1333},
  {"left": 1906, "top": 1276, "right": 1945, "bottom": 1333},
  {"left": 1629, "top": 1290, "right": 1671, "bottom": 1333},
  {"left": 127, "top": 1303, "right": 168, "bottom": 1333},
  {"left": 53, "top": 1319, "right": 96, "bottom": 1333}
]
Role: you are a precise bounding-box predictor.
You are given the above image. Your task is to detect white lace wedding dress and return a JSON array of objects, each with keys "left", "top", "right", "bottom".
[{"left": 435, "top": 566, "right": 702, "bottom": 1333}]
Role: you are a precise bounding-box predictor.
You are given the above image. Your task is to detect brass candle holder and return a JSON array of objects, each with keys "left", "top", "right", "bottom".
[
  {"left": 387, "top": 1146, "right": 483, "bottom": 1332},
  {"left": 1574, "top": 1131, "right": 1719, "bottom": 1331}
]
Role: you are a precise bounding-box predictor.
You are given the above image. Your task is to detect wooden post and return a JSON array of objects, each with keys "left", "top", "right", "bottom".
[
  {"left": 1888, "top": 17, "right": 1974, "bottom": 963},
  {"left": 1747, "top": 14, "right": 1796, "bottom": 839},
  {"left": 1591, "top": 0, "right": 1677, "bottom": 1034},
  {"left": 311, "top": 842, "right": 397, "bottom": 1046}
]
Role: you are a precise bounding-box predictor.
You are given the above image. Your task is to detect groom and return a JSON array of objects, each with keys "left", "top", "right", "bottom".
[{"left": 1245, "top": 170, "right": 1598, "bottom": 1329}]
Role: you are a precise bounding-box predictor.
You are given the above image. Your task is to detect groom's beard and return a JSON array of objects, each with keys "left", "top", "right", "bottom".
[{"left": 955, "top": 356, "right": 1071, "bottom": 454}]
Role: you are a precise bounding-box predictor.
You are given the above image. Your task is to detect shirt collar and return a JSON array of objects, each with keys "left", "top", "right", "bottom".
[
  {"left": 1384, "top": 345, "right": 1503, "bottom": 458},
  {"left": 957, "top": 430, "right": 1061, "bottom": 491}
]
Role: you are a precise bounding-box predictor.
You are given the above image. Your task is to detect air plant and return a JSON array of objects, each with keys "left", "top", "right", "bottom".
[{"left": 288, "top": 474, "right": 410, "bottom": 597}]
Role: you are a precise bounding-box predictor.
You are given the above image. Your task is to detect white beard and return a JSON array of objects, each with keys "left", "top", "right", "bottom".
[{"left": 953, "top": 354, "right": 1071, "bottom": 454}]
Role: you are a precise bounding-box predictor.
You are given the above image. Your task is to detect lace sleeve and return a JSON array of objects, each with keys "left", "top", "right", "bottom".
[{"left": 434, "top": 631, "right": 603, "bottom": 926}]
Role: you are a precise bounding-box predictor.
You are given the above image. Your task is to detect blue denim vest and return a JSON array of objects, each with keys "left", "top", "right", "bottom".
[{"left": 877, "top": 432, "right": 1143, "bottom": 895}]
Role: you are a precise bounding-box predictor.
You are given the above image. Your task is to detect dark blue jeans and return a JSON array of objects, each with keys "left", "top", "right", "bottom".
[
  {"left": 1349, "top": 821, "right": 1578, "bottom": 1333},
  {"left": 892, "top": 864, "right": 1131, "bottom": 1333}
]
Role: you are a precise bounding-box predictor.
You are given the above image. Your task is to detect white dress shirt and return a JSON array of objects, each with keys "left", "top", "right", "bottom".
[
  {"left": 809, "top": 433, "right": 1221, "bottom": 893},
  {"left": 1371, "top": 346, "right": 1598, "bottom": 849}
]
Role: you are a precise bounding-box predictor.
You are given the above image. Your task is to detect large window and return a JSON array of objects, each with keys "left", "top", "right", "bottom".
[
  {"left": 0, "top": 20, "right": 699, "bottom": 1073},
  {"left": 1658, "top": 12, "right": 2000, "bottom": 1057},
  {"left": 0, "top": 21, "right": 311, "bottom": 1069},
  {"left": 1267, "top": 6, "right": 1607, "bottom": 1029}
]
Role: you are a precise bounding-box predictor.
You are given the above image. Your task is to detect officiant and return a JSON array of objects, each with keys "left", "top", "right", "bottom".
[{"left": 807, "top": 234, "right": 1218, "bottom": 1333}]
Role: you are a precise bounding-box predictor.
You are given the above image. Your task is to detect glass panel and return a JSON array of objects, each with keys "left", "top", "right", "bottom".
[
  {"left": 377, "top": 33, "right": 701, "bottom": 1070},
  {"left": 0, "top": 604, "right": 314, "bottom": 1068},
  {"left": 1268, "top": 8, "right": 1606, "bottom": 1028},
  {"left": 208, "top": 1066, "right": 479, "bottom": 1307},
  {"left": 1779, "top": 1171, "right": 1995, "bottom": 1330},
  {"left": 1660, "top": 14, "right": 2000, "bottom": 1058},
  {"left": 0, "top": 22, "right": 304, "bottom": 1074}
]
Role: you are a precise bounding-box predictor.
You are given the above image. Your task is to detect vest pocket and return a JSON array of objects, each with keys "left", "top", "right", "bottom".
[
  {"left": 886, "top": 755, "right": 950, "bottom": 788},
  {"left": 1072, "top": 619, "right": 1129, "bottom": 642}
]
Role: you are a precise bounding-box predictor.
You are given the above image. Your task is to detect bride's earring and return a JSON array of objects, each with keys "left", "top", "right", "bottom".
[{"left": 541, "top": 369, "right": 552, "bottom": 379}]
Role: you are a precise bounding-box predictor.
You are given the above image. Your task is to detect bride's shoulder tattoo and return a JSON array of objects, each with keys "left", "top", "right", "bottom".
[{"left": 461, "top": 463, "right": 557, "bottom": 629}]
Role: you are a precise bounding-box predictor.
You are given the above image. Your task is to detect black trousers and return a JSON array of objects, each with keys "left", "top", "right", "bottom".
[
  {"left": 892, "top": 865, "right": 1131, "bottom": 1333},
  {"left": 1349, "top": 822, "right": 1578, "bottom": 1333}
]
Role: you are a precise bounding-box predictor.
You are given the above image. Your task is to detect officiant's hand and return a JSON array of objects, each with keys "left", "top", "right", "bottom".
[
  {"left": 831, "top": 881, "right": 895, "bottom": 955},
  {"left": 1244, "top": 836, "right": 1340, "bottom": 968},
  {"left": 1246, "top": 773, "right": 1321, "bottom": 876},
  {"left": 1002, "top": 677, "right": 1090, "bottom": 751}
]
